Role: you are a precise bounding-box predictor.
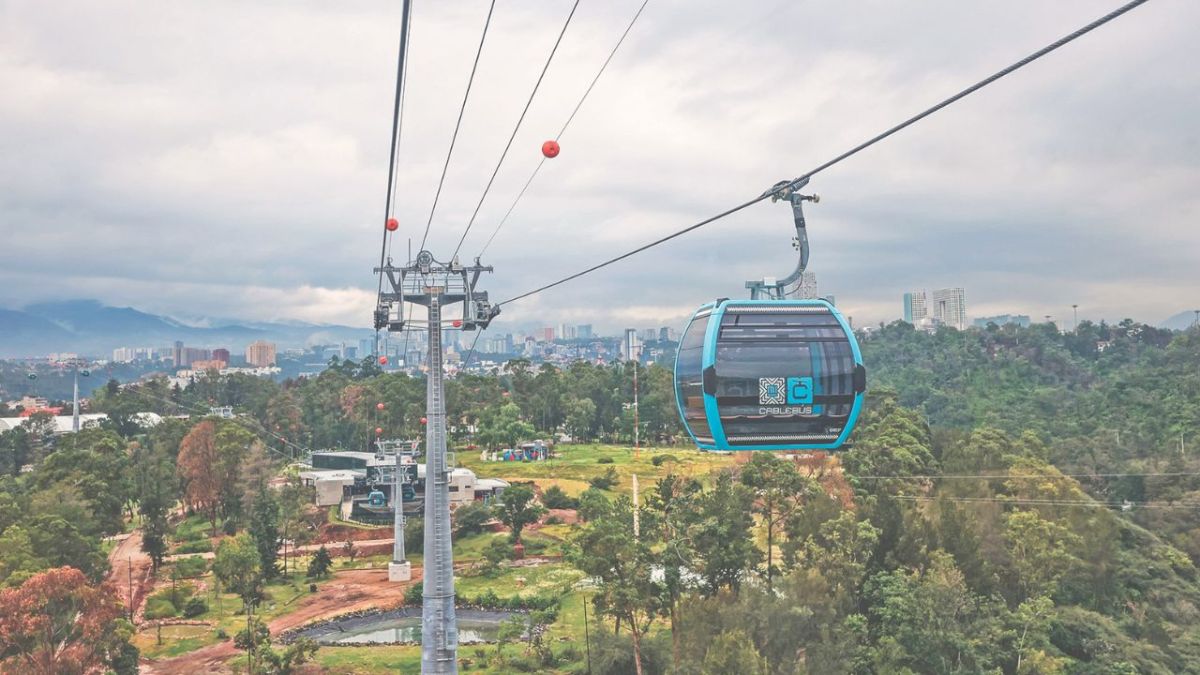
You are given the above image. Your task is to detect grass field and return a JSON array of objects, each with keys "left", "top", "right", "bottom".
[{"left": 457, "top": 442, "right": 735, "bottom": 493}]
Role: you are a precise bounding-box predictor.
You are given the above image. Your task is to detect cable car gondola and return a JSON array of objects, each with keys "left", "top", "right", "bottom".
[
  {"left": 675, "top": 298, "right": 864, "bottom": 450},
  {"left": 673, "top": 178, "right": 866, "bottom": 451}
]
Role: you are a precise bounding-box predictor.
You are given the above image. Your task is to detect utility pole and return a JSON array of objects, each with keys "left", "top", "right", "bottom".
[
  {"left": 128, "top": 556, "right": 133, "bottom": 623},
  {"left": 632, "top": 474, "right": 640, "bottom": 539},
  {"left": 375, "top": 249, "right": 497, "bottom": 675},
  {"left": 1072, "top": 304, "right": 1079, "bottom": 332},
  {"left": 389, "top": 447, "right": 411, "bottom": 581},
  {"left": 632, "top": 360, "right": 640, "bottom": 460}
]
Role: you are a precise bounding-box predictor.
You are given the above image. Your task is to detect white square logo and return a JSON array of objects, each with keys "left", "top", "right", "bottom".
[{"left": 759, "top": 377, "right": 786, "bottom": 405}]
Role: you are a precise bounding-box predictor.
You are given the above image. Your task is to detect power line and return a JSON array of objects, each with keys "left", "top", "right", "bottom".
[
  {"left": 119, "top": 381, "right": 310, "bottom": 462},
  {"left": 850, "top": 470, "right": 1200, "bottom": 481},
  {"left": 450, "top": 0, "right": 583, "bottom": 260},
  {"left": 496, "top": 0, "right": 1154, "bottom": 307},
  {"left": 893, "top": 495, "right": 1200, "bottom": 510},
  {"left": 419, "top": 0, "right": 497, "bottom": 253},
  {"left": 478, "top": 0, "right": 652, "bottom": 257}
]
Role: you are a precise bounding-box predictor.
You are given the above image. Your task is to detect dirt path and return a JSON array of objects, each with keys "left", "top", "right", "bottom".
[
  {"left": 107, "top": 531, "right": 154, "bottom": 624},
  {"left": 146, "top": 566, "right": 422, "bottom": 675}
]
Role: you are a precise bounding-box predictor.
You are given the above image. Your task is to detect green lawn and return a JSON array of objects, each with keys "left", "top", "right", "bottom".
[{"left": 457, "top": 443, "right": 734, "bottom": 494}]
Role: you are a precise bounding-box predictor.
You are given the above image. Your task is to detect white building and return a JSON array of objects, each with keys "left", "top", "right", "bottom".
[{"left": 931, "top": 288, "right": 967, "bottom": 330}]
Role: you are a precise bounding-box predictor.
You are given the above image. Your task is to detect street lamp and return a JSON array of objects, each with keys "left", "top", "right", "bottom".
[{"left": 1072, "top": 304, "right": 1079, "bottom": 332}]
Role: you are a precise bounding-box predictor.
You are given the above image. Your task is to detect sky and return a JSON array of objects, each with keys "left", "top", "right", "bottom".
[{"left": 1, "top": 0, "right": 1196, "bottom": 334}]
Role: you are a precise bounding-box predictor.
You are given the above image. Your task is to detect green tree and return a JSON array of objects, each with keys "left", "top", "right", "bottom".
[
  {"left": 213, "top": 533, "right": 261, "bottom": 608},
  {"left": 496, "top": 484, "right": 544, "bottom": 546},
  {"left": 739, "top": 453, "right": 814, "bottom": 592},
  {"left": 248, "top": 483, "right": 281, "bottom": 578},
  {"left": 453, "top": 501, "right": 493, "bottom": 538},
  {"left": 571, "top": 495, "right": 664, "bottom": 675},
  {"left": 306, "top": 546, "right": 333, "bottom": 579}
]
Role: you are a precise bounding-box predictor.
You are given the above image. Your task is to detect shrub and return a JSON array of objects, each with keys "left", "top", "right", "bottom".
[
  {"left": 596, "top": 457, "right": 614, "bottom": 464},
  {"left": 454, "top": 502, "right": 494, "bottom": 537},
  {"left": 215, "top": 628, "right": 228, "bottom": 640},
  {"left": 221, "top": 518, "right": 238, "bottom": 536},
  {"left": 143, "top": 596, "right": 178, "bottom": 620},
  {"left": 309, "top": 583, "right": 318, "bottom": 593},
  {"left": 175, "top": 539, "right": 212, "bottom": 554},
  {"left": 544, "top": 515, "right": 563, "bottom": 526},
  {"left": 650, "top": 454, "right": 675, "bottom": 467},
  {"left": 588, "top": 467, "right": 619, "bottom": 491},
  {"left": 182, "top": 597, "right": 208, "bottom": 618},
  {"left": 174, "top": 555, "right": 208, "bottom": 578},
  {"left": 405, "top": 581, "right": 424, "bottom": 606},
  {"left": 541, "top": 485, "right": 578, "bottom": 510}
]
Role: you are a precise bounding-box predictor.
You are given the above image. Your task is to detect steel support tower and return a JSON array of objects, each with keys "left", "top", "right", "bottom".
[{"left": 375, "top": 250, "right": 497, "bottom": 674}]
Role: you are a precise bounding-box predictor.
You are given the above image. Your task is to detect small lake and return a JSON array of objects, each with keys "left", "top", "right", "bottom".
[{"left": 291, "top": 608, "right": 523, "bottom": 645}]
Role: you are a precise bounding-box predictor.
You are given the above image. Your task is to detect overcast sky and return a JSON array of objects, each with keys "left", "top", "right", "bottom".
[{"left": 1, "top": 0, "right": 1196, "bottom": 333}]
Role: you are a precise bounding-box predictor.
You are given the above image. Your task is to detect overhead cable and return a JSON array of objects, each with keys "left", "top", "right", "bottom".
[
  {"left": 496, "top": 0, "right": 1154, "bottom": 307},
  {"left": 377, "top": 0, "right": 415, "bottom": 299},
  {"left": 419, "top": 0, "right": 497, "bottom": 252},
  {"left": 478, "top": 0, "right": 652, "bottom": 257},
  {"left": 450, "top": 0, "right": 583, "bottom": 260}
]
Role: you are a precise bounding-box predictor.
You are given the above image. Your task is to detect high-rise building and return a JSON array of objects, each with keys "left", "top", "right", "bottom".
[
  {"left": 246, "top": 340, "right": 277, "bottom": 367},
  {"left": 212, "top": 348, "right": 231, "bottom": 364},
  {"left": 903, "top": 291, "right": 928, "bottom": 324},
  {"left": 622, "top": 329, "right": 641, "bottom": 362},
  {"left": 931, "top": 288, "right": 967, "bottom": 330},
  {"left": 576, "top": 324, "right": 593, "bottom": 340},
  {"left": 173, "top": 341, "right": 184, "bottom": 368},
  {"left": 542, "top": 327, "right": 555, "bottom": 342},
  {"left": 797, "top": 271, "right": 819, "bottom": 299}
]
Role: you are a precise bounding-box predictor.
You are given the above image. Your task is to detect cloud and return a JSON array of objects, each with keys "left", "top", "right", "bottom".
[{"left": 1, "top": 0, "right": 1196, "bottom": 336}]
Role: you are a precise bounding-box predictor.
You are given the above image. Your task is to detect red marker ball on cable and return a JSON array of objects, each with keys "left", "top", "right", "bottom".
[
  {"left": 375, "top": 427, "right": 383, "bottom": 436},
  {"left": 376, "top": 402, "right": 385, "bottom": 411},
  {"left": 385, "top": 218, "right": 399, "bottom": 231},
  {"left": 379, "top": 356, "right": 388, "bottom": 365},
  {"left": 420, "top": 417, "right": 428, "bottom": 425},
  {"left": 541, "top": 140, "right": 560, "bottom": 158}
]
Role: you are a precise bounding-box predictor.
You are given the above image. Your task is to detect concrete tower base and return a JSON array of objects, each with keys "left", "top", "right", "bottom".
[{"left": 389, "top": 560, "right": 412, "bottom": 582}]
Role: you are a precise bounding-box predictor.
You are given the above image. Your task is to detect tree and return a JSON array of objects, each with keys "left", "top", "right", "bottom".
[
  {"left": 248, "top": 483, "right": 281, "bottom": 578},
  {"left": 213, "top": 534, "right": 261, "bottom": 609},
  {"left": 571, "top": 495, "right": 663, "bottom": 675},
  {"left": 306, "top": 546, "right": 333, "bottom": 579},
  {"left": 453, "top": 501, "right": 493, "bottom": 538},
  {"left": 497, "top": 484, "right": 544, "bottom": 546},
  {"left": 577, "top": 487, "right": 612, "bottom": 522},
  {"left": 177, "top": 421, "right": 221, "bottom": 535},
  {"left": 0, "top": 566, "right": 135, "bottom": 675},
  {"left": 0, "top": 525, "right": 48, "bottom": 587},
  {"left": 1003, "top": 510, "right": 1082, "bottom": 603},
  {"left": 739, "top": 453, "right": 814, "bottom": 592},
  {"left": 477, "top": 402, "right": 535, "bottom": 450},
  {"left": 689, "top": 472, "right": 760, "bottom": 596}
]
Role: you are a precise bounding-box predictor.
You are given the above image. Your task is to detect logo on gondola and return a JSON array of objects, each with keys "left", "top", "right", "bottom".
[
  {"left": 760, "top": 377, "right": 814, "bottom": 406},
  {"left": 786, "top": 377, "right": 813, "bottom": 405},
  {"left": 759, "top": 378, "right": 786, "bottom": 405}
]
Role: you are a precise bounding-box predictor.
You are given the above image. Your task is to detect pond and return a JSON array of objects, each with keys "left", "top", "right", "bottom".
[{"left": 291, "top": 608, "right": 523, "bottom": 645}]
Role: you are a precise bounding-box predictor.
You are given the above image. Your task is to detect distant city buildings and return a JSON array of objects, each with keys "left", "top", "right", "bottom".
[
  {"left": 212, "top": 348, "right": 231, "bottom": 364},
  {"left": 973, "top": 314, "right": 1031, "bottom": 328},
  {"left": 903, "top": 288, "right": 967, "bottom": 331},
  {"left": 903, "top": 291, "right": 928, "bottom": 323},
  {"left": 112, "top": 347, "right": 156, "bottom": 363},
  {"left": 246, "top": 340, "right": 277, "bottom": 367}
]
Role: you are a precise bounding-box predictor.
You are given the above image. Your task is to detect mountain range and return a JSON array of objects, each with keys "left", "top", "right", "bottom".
[{"left": 0, "top": 300, "right": 370, "bottom": 358}]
